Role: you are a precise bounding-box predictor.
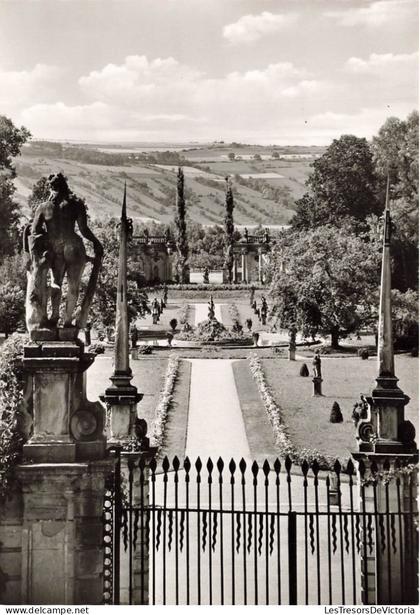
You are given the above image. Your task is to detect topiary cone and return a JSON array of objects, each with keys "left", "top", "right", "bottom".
[
  {"left": 330, "top": 401, "right": 343, "bottom": 423},
  {"left": 299, "top": 363, "right": 309, "bottom": 377}
]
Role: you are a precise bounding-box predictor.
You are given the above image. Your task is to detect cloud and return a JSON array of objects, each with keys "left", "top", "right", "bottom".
[
  {"left": 15, "top": 55, "right": 326, "bottom": 141},
  {"left": 308, "top": 104, "right": 414, "bottom": 140},
  {"left": 346, "top": 51, "right": 418, "bottom": 74},
  {"left": 0, "top": 63, "right": 60, "bottom": 115},
  {"left": 78, "top": 55, "right": 312, "bottom": 114},
  {"left": 9, "top": 52, "right": 417, "bottom": 145},
  {"left": 343, "top": 52, "right": 418, "bottom": 104},
  {"left": 325, "top": 0, "right": 416, "bottom": 27},
  {"left": 79, "top": 55, "right": 202, "bottom": 106},
  {"left": 223, "top": 11, "right": 297, "bottom": 45}
]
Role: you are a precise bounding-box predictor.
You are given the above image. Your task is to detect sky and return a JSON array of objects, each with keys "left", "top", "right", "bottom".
[{"left": 0, "top": 0, "right": 418, "bottom": 145}]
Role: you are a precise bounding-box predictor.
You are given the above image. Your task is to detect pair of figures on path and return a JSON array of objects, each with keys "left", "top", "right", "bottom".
[{"left": 24, "top": 173, "right": 103, "bottom": 334}]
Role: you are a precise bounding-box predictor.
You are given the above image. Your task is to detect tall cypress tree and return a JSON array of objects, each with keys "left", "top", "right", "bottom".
[
  {"left": 174, "top": 167, "right": 189, "bottom": 283},
  {"left": 223, "top": 177, "right": 235, "bottom": 283}
]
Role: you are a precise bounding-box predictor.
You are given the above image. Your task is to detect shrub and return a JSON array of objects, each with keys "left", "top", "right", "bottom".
[
  {"left": 330, "top": 401, "right": 343, "bottom": 423},
  {"left": 299, "top": 363, "right": 309, "bottom": 377},
  {"left": 0, "top": 333, "right": 29, "bottom": 500},
  {"left": 411, "top": 347, "right": 419, "bottom": 357},
  {"left": 169, "top": 318, "right": 178, "bottom": 331},
  {"left": 358, "top": 348, "right": 370, "bottom": 360},
  {"left": 138, "top": 345, "right": 153, "bottom": 355},
  {"left": 87, "top": 343, "right": 105, "bottom": 355}
]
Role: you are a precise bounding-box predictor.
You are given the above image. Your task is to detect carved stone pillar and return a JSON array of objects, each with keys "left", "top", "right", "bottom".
[
  {"left": 16, "top": 460, "right": 113, "bottom": 605},
  {"left": 23, "top": 340, "right": 106, "bottom": 463},
  {"left": 241, "top": 250, "right": 248, "bottom": 284}
]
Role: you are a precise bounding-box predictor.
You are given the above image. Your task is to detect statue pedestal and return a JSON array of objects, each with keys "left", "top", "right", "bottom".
[
  {"left": 15, "top": 460, "right": 113, "bottom": 605},
  {"left": 22, "top": 340, "right": 105, "bottom": 463},
  {"left": 353, "top": 453, "right": 418, "bottom": 605},
  {"left": 312, "top": 376, "right": 323, "bottom": 396}
]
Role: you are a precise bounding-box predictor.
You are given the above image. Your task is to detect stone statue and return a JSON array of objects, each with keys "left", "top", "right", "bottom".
[
  {"left": 152, "top": 298, "right": 160, "bottom": 324},
  {"left": 25, "top": 173, "right": 103, "bottom": 336},
  {"left": 208, "top": 295, "right": 215, "bottom": 320},
  {"left": 312, "top": 350, "right": 322, "bottom": 379},
  {"left": 203, "top": 267, "right": 210, "bottom": 284}
]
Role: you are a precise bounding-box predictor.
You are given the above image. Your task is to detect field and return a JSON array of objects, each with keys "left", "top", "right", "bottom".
[{"left": 13, "top": 141, "right": 323, "bottom": 226}]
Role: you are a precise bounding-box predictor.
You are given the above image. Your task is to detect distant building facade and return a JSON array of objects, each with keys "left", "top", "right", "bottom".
[
  {"left": 228, "top": 229, "right": 271, "bottom": 284},
  {"left": 131, "top": 230, "right": 174, "bottom": 284}
]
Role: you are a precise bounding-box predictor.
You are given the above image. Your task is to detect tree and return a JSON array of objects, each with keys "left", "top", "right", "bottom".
[
  {"left": 269, "top": 225, "right": 380, "bottom": 348},
  {"left": 372, "top": 111, "right": 419, "bottom": 291},
  {"left": 0, "top": 253, "right": 27, "bottom": 293},
  {"left": 28, "top": 176, "right": 49, "bottom": 214},
  {"left": 293, "top": 135, "right": 380, "bottom": 231},
  {"left": 223, "top": 178, "right": 235, "bottom": 283},
  {"left": 228, "top": 152, "right": 236, "bottom": 161},
  {"left": 0, "top": 116, "right": 31, "bottom": 257},
  {"left": 391, "top": 288, "right": 418, "bottom": 349},
  {"left": 174, "top": 167, "right": 189, "bottom": 283},
  {"left": 372, "top": 111, "right": 418, "bottom": 207},
  {"left": 0, "top": 115, "right": 30, "bottom": 172},
  {"left": 87, "top": 219, "right": 149, "bottom": 331},
  {"left": 187, "top": 223, "right": 225, "bottom": 269},
  {"left": 253, "top": 153, "right": 262, "bottom": 161},
  {"left": 272, "top": 151, "right": 280, "bottom": 159}
]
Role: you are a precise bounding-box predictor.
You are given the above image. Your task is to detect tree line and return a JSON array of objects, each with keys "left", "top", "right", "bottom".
[{"left": 268, "top": 112, "right": 418, "bottom": 349}]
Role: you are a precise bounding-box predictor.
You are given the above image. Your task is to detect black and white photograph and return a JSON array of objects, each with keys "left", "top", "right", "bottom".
[{"left": 0, "top": 0, "right": 418, "bottom": 609}]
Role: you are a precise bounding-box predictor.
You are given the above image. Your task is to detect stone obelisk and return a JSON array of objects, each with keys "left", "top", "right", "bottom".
[
  {"left": 353, "top": 177, "right": 417, "bottom": 605},
  {"left": 102, "top": 184, "right": 142, "bottom": 445}
]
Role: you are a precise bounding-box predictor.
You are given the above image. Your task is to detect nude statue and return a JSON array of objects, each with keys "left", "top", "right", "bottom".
[
  {"left": 26, "top": 173, "right": 103, "bottom": 332},
  {"left": 312, "top": 350, "right": 322, "bottom": 379}
]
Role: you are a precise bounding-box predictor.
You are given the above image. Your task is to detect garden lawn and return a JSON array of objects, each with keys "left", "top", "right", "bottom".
[
  {"left": 261, "top": 355, "right": 418, "bottom": 461},
  {"left": 160, "top": 359, "right": 192, "bottom": 460},
  {"left": 232, "top": 360, "right": 278, "bottom": 462},
  {"left": 86, "top": 353, "right": 169, "bottom": 430}
]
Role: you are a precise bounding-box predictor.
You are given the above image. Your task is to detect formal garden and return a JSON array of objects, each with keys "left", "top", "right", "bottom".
[{"left": 1, "top": 111, "right": 419, "bottom": 481}]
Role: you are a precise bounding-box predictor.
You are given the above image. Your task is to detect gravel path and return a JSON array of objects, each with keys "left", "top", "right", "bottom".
[{"left": 185, "top": 359, "right": 251, "bottom": 460}]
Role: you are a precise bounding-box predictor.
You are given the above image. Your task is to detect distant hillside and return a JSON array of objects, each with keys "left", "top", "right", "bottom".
[{"left": 13, "top": 141, "right": 323, "bottom": 226}]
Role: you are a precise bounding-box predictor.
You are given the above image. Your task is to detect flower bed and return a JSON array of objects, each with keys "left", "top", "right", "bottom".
[
  {"left": 151, "top": 355, "right": 180, "bottom": 450},
  {"left": 144, "top": 283, "right": 265, "bottom": 292},
  {"left": 176, "top": 318, "right": 249, "bottom": 344},
  {"left": 248, "top": 353, "right": 337, "bottom": 469}
]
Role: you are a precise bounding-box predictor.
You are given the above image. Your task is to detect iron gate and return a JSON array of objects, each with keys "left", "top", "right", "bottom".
[{"left": 102, "top": 451, "right": 418, "bottom": 605}]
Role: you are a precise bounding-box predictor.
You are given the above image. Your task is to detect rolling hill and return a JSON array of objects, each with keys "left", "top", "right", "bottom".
[{"left": 13, "top": 141, "right": 323, "bottom": 226}]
